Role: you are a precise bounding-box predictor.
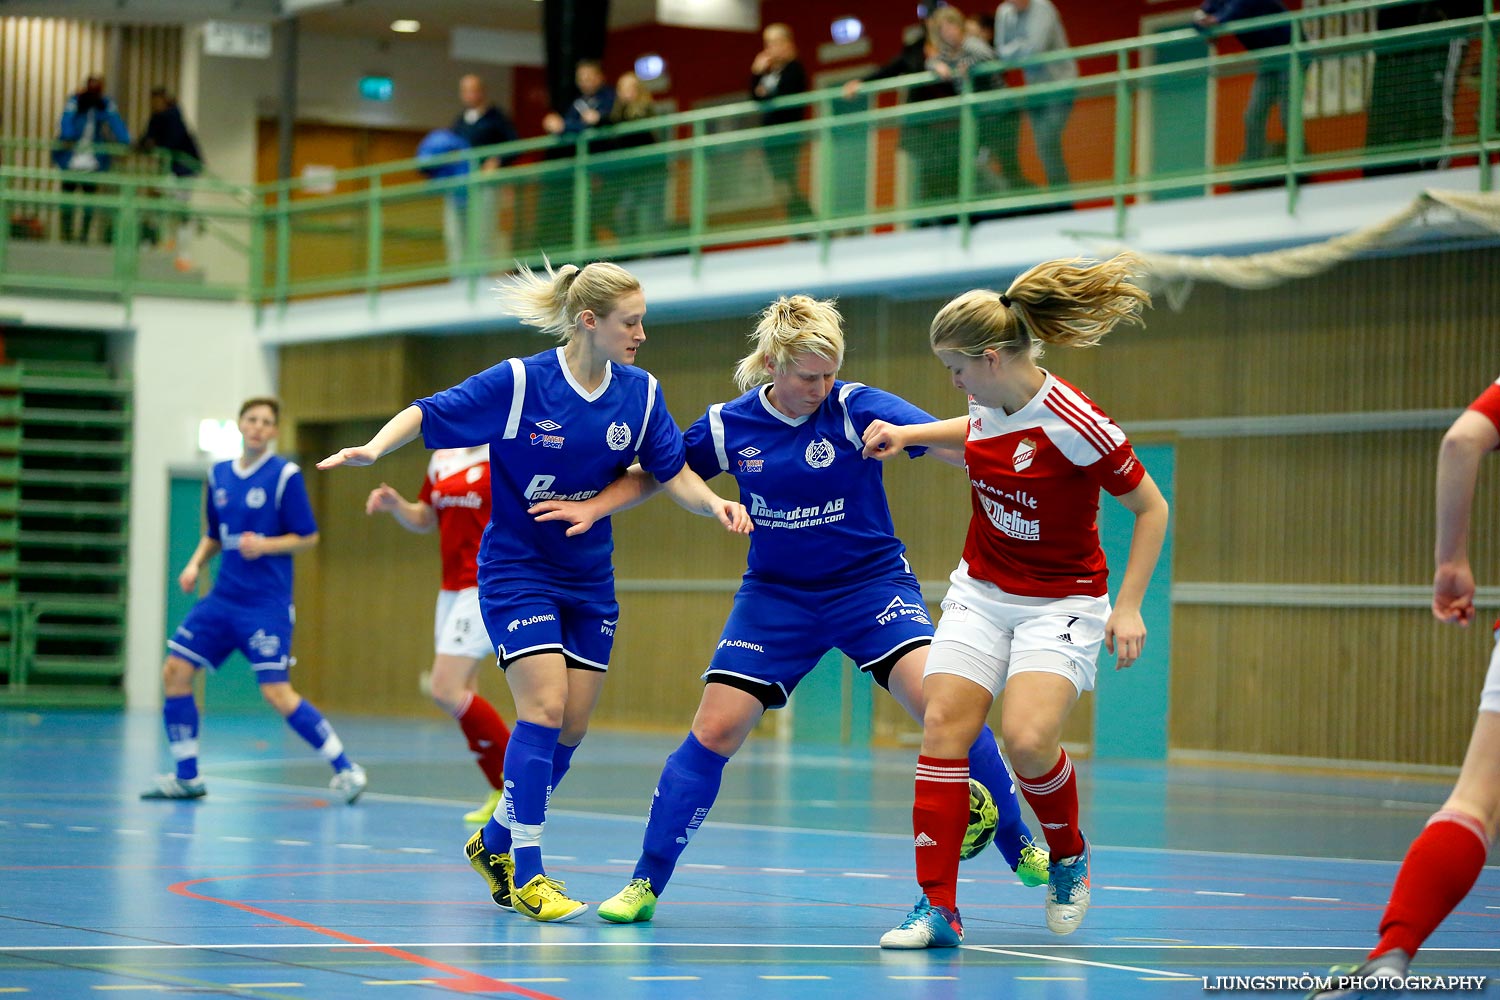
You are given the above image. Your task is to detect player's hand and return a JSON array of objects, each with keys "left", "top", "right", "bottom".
[
  {"left": 177, "top": 563, "right": 199, "bottom": 594},
  {"left": 530, "top": 499, "right": 600, "bottom": 537},
  {"left": 751, "top": 51, "right": 772, "bottom": 75},
  {"left": 1105, "top": 608, "right": 1146, "bottom": 670},
  {"left": 366, "top": 483, "right": 403, "bottom": 515},
  {"left": 1433, "top": 560, "right": 1477, "bottom": 626},
  {"left": 712, "top": 499, "right": 753, "bottom": 535},
  {"left": 842, "top": 79, "right": 861, "bottom": 99},
  {"left": 318, "top": 446, "right": 379, "bottom": 469},
  {"left": 861, "top": 420, "right": 908, "bottom": 461},
  {"left": 238, "top": 532, "right": 267, "bottom": 560}
]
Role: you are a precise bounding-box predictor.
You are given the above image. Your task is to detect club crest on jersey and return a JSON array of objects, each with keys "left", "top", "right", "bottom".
[
  {"left": 535, "top": 419, "right": 562, "bottom": 432},
  {"left": 245, "top": 487, "right": 268, "bottom": 509},
  {"left": 1012, "top": 437, "right": 1037, "bottom": 472},
  {"left": 605, "top": 421, "right": 632, "bottom": 451},
  {"left": 804, "top": 437, "right": 836, "bottom": 469}
]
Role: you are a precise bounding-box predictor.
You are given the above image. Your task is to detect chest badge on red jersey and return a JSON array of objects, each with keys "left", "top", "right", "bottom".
[
  {"left": 466, "top": 466, "right": 483, "bottom": 483},
  {"left": 1012, "top": 437, "right": 1037, "bottom": 472}
]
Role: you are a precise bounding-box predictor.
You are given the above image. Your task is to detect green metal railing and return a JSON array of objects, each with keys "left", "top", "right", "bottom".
[{"left": 0, "top": 0, "right": 1493, "bottom": 313}]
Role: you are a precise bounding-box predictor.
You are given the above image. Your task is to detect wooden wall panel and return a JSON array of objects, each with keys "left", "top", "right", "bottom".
[
  {"left": 280, "top": 337, "right": 411, "bottom": 424},
  {"left": 1172, "top": 604, "right": 1492, "bottom": 765}
]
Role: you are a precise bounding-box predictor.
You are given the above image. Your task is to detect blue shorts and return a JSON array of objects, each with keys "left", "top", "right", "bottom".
[
  {"left": 481, "top": 589, "right": 619, "bottom": 672},
  {"left": 167, "top": 595, "right": 294, "bottom": 684},
  {"left": 705, "top": 572, "right": 934, "bottom": 709}
]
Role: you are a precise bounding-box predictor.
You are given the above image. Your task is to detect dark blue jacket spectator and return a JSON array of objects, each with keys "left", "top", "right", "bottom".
[
  {"left": 140, "top": 88, "right": 202, "bottom": 177},
  {"left": 1197, "top": 0, "right": 1292, "bottom": 51}
]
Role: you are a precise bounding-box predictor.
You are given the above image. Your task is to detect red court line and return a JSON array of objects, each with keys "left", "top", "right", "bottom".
[{"left": 168, "top": 871, "right": 562, "bottom": 998}]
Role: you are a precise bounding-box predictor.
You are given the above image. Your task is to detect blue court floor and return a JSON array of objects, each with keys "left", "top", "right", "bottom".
[{"left": 0, "top": 709, "right": 1495, "bottom": 999}]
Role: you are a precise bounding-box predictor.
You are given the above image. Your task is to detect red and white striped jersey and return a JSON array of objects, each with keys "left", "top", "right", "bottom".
[
  {"left": 960, "top": 372, "right": 1145, "bottom": 598},
  {"left": 1469, "top": 376, "right": 1500, "bottom": 440},
  {"left": 418, "top": 446, "right": 491, "bottom": 592}
]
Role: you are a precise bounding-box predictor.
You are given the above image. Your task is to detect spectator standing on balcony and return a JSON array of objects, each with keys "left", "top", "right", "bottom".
[
  {"left": 1365, "top": 0, "right": 1471, "bottom": 177},
  {"left": 968, "top": 10, "right": 1027, "bottom": 193},
  {"left": 599, "top": 72, "right": 663, "bottom": 245},
  {"left": 995, "top": 0, "right": 1078, "bottom": 187},
  {"left": 137, "top": 87, "right": 202, "bottom": 270},
  {"left": 53, "top": 75, "right": 130, "bottom": 243},
  {"left": 539, "top": 61, "right": 615, "bottom": 251},
  {"left": 920, "top": 6, "right": 996, "bottom": 211},
  {"left": 1194, "top": 0, "right": 1292, "bottom": 165},
  {"left": 751, "top": 23, "right": 811, "bottom": 221},
  {"left": 443, "top": 74, "right": 519, "bottom": 267}
]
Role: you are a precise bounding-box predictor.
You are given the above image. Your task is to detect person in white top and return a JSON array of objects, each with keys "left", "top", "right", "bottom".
[{"left": 862, "top": 252, "right": 1168, "bottom": 947}]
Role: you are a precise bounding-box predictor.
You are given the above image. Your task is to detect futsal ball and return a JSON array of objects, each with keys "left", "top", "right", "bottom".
[{"left": 960, "top": 778, "right": 1000, "bottom": 861}]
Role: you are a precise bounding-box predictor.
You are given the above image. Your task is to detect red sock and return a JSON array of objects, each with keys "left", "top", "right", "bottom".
[
  {"left": 1373, "top": 809, "right": 1490, "bottom": 961},
  {"left": 913, "top": 755, "right": 970, "bottom": 912},
  {"left": 1016, "top": 749, "right": 1084, "bottom": 861},
  {"left": 454, "top": 693, "right": 510, "bottom": 789}
]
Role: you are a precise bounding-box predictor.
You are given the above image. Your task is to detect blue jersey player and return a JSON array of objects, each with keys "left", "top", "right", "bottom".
[
  {"left": 530, "top": 295, "right": 1049, "bottom": 924},
  {"left": 142, "top": 398, "right": 367, "bottom": 803},
  {"left": 319, "top": 261, "right": 751, "bottom": 922}
]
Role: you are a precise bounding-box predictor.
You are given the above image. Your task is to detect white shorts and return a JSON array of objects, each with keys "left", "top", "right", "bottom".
[
  {"left": 434, "top": 587, "right": 493, "bottom": 660},
  {"left": 926, "top": 560, "right": 1108, "bottom": 698},
  {"left": 1481, "top": 625, "right": 1500, "bottom": 715}
]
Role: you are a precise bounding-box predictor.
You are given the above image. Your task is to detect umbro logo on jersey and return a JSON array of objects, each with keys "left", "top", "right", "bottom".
[
  {"left": 536, "top": 420, "right": 562, "bottom": 432},
  {"left": 738, "top": 446, "right": 761, "bottom": 458},
  {"left": 914, "top": 832, "right": 938, "bottom": 847}
]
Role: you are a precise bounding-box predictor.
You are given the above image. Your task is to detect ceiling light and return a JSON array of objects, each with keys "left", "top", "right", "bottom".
[{"left": 390, "top": 19, "right": 421, "bottom": 33}]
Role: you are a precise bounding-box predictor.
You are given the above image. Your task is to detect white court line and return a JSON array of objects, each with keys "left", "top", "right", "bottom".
[
  {"left": 3, "top": 942, "right": 1494, "bottom": 954},
  {"left": 189, "top": 775, "right": 1500, "bottom": 868},
  {"left": 841, "top": 872, "right": 889, "bottom": 879},
  {"left": 966, "top": 945, "right": 1195, "bottom": 980},
  {"left": 1292, "top": 896, "right": 1341, "bottom": 902},
  {"left": 1194, "top": 891, "right": 1246, "bottom": 897}
]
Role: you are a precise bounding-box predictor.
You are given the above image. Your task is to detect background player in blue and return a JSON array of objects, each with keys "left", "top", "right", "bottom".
[
  {"left": 318, "top": 261, "right": 751, "bottom": 922},
  {"left": 530, "top": 295, "right": 1048, "bottom": 923},
  {"left": 142, "top": 398, "right": 367, "bottom": 803}
]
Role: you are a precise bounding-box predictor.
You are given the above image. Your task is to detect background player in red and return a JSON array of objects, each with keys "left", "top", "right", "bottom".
[
  {"left": 862, "top": 253, "right": 1169, "bottom": 946},
  {"left": 1311, "top": 378, "right": 1500, "bottom": 998},
  {"left": 366, "top": 444, "right": 512, "bottom": 825}
]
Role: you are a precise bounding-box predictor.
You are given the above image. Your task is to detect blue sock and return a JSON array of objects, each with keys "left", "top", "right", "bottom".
[
  {"left": 284, "top": 699, "right": 352, "bottom": 772},
  {"left": 968, "top": 724, "right": 1030, "bottom": 871},
  {"left": 484, "top": 739, "right": 580, "bottom": 856},
  {"left": 503, "top": 721, "right": 561, "bottom": 887},
  {"left": 633, "top": 733, "right": 730, "bottom": 896},
  {"left": 163, "top": 694, "right": 200, "bottom": 781}
]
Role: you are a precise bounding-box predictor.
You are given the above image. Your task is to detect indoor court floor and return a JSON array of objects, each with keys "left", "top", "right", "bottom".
[{"left": 1, "top": 709, "right": 1495, "bottom": 998}]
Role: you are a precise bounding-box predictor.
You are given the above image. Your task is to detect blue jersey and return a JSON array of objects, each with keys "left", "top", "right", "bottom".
[
  {"left": 416, "top": 346, "right": 687, "bottom": 600},
  {"left": 684, "top": 381, "right": 937, "bottom": 588},
  {"left": 204, "top": 453, "right": 317, "bottom": 608}
]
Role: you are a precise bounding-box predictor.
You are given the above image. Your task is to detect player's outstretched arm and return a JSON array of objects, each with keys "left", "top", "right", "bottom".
[
  {"left": 1433, "top": 410, "right": 1498, "bottom": 625},
  {"left": 367, "top": 483, "right": 436, "bottom": 533},
  {"left": 531, "top": 465, "right": 664, "bottom": 537},
  {"left": 1103, "top": 471, "right": 1169, "bottom": 671},
  {"left": 318, "top": 405, "right": 423, "bottom": 469},
  {"left": 659, "top": 465, "right": 752, "bottom": 534},
  {"left": 861, "top": 416, "right": 969, "bottom": 460}
]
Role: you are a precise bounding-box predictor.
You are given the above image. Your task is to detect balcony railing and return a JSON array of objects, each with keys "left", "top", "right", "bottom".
[{"left": 0, "top": 0, "right": 1492, "bottom": 313}]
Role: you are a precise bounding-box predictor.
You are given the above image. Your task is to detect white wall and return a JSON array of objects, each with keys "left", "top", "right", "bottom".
[{"left": 119, "top": 297, "right": 274, "bottom": 709}]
